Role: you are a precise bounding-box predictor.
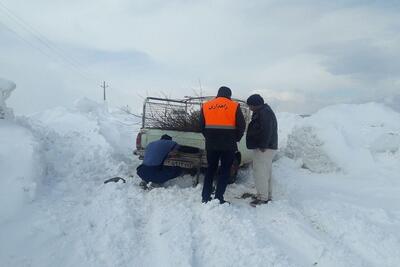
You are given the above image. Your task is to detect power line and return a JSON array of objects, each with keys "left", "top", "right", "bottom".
[
  {"left": 0, "top": 1, "right": 98, "bottom": 85},
  {"left": 0, "top": 1, "right": 89, "bottom": 72},
  {"left": 0, "top": 2, "right": 128, "bottom": 103},
  {"left": 0, "top": 20, "right": 95, "bottom": 84},
  {"left": 0, "top": 2, "right": 86, "bottom": 68},
  {"left": 0, "top": 20, "right": 93, "bottom": 83}
]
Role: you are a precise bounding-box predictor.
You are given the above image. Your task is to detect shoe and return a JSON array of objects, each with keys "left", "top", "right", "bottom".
[
  {"left": 240, "top": 193, "right": 257, "bottom": 199},
  {"left": 216, "top": 198, "right": 230, "bottom": 205},
  {"left": 149, "top": 182, "right": 163, "bottom": 189},
  {"left": 139, "top": 181, "right": 149, "bottom": 189},
  {"left": 250, "top": 198, "right": 271, "bottom": 207},
  {"left": 202, "top": 198, "right": 211, "bottom": 204}
]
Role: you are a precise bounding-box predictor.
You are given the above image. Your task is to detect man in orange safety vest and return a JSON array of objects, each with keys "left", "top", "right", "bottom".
[{"left": 200, "top": 86, "right": 246, "bottom": 204}]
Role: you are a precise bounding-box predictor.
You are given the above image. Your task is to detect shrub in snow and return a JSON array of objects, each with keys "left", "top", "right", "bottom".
[
  {"left": 285, "top": 126, "right": 340, "bottom": 173},
  {"left": 0, "top": 78, "right": 16, "bottom": 119}
]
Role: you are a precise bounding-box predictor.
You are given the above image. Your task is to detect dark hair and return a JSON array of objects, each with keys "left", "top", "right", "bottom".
[
  {"left": 246, "top": 94, "right": 264, "bottom": 106},
  {"left": 217, "top": 86, "right": 232, "bottom": 98},
  {"left": 160, "top": 134, "right": 172, "bottom": 140}
]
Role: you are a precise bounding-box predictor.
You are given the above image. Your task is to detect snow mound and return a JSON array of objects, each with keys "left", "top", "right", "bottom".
[
  {"left": 370, "top": 133, "right": 400, "bottom": 153},
  {"left": 75, "top": 97, "right": 139, "bottom": 158},
  {"left": 275, "top": 112, "right": 304, "bottom": 160},
  {"left": 276, "top": 112, "right": 304, "bottom": 148},
  {"left": 285, "top": 103, "right": 400, "bottom": 173},
  {"left": 23, "top": 99, "right": 139, "bottom": 183},
  {"left": 286, "top": 126, "right": 340, "bottom": 172},
  {"left": 0, "top": 120, "right": 43, "bottom": 222},
  {"left": 1, "top": 98, "right": 400, "bottom": 266},
  {"left": 74, "top": 97, "right": 108, "bottom": 114},
  {"left": 0, "top": 77, "right": 16, "bottom": 119},
  {"left": 383, "top": 94, "right": 400, "bottom": 112}
]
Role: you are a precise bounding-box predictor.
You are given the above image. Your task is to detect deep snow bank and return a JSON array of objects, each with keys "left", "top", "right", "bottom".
[
  {"left": 1, "top": 99, "right": 400, "bottom": 267},
  {"left": 29, "top": 97, "right": 139, "bottom": 161},
  {"left": 0, "top": 98, "right": 141, "bottom": 266},
  {"left": 18, "top": 98, "right": 140, "bottom": 189},
  {"left": 0, "top": 77, "right": 16, "bottom": 119},
  {"left": 0, "top": 120, "right": 43, "bottom": 222},
  {"left": 284, "top": 103, "right": 400, "bottom": 173},
  {"left": 0, "top": 78, "right": 43, "bottom": 221},
  {"left": 0, "top": 97, "right": 138, "bottom": 223}
]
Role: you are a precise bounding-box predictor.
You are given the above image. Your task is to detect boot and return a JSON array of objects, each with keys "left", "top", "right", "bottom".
[{"left": 250, "top": 198, "right": 271, "bottom": 207}]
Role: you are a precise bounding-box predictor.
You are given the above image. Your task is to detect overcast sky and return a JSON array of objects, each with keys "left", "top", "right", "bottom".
[{"left": 1, "top": 0, "right": 399, "bottom": 114}]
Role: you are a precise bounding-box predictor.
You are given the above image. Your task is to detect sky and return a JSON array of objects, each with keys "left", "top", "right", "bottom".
[{"left": 1, "top": 0, "right": 400, "bottom": 114}]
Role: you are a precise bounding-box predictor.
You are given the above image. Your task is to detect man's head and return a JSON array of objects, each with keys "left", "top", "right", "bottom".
[
  {"left": 246, "top": 94, "right": 264, "bottom": 111},
  {"left": 217, "top": 86, "right": 232, "bottom": 99},
  {"left": 160, "top": 134, "right": 172, "bottom": 140}
]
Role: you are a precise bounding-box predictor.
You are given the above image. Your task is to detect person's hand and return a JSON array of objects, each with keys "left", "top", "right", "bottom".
[{"left": 259, "top": 148, "right": 266, "bottom": 152}]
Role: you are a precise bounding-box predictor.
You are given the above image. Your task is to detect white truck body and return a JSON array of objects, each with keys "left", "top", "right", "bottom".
[
  {"left": 136, "top": 128, "right": 252, "bottom": 168},
  {"left": 134, "top": 97, "right": 253, "bottom": 182}
]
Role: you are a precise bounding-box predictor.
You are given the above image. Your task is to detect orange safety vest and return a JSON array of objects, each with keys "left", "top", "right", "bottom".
[{"left": 203, "top": 97, "right": 239, "bottom": 129}]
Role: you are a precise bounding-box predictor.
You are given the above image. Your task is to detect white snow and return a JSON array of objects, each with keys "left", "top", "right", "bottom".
[
  {"left": 0, "top": 77, "right": 16, "bottom": 119},
  {"left": 285, "top": 103, "right": 400, "bottom": 173},
  {"left": 0, "top": 120, "right": 42, "bottom": 222},
  {"left": 0, "top": 100, "right": 399, "bottom": 267}
]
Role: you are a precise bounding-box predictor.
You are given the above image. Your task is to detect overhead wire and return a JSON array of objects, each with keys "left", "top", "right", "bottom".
[{"left": 0, "top": 1, "right": 99, "bottom": 85}]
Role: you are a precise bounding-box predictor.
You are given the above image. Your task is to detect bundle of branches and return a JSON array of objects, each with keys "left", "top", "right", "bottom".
[{"left": 149, "top": 109, "right": 201, "bottom": 132}]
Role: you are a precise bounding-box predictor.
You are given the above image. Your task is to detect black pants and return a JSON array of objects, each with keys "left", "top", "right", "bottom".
[{"left": 202, "top": 150, "right": 235, "bottom": 202}]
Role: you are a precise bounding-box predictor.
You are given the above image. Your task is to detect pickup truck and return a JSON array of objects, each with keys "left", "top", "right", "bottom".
[{"left": 134, "top": 96, "right": 253, "bottom": 185}]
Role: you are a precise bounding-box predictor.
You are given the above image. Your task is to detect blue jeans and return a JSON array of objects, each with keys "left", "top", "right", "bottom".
[
  {"left": 202, "top": 150, "right": 235, "bottom": 202},
  {"left": 137, "top": 164, "right": 182, "bottom": 184}
]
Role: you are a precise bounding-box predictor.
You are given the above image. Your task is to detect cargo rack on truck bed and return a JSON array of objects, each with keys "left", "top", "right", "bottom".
[{"left": 141, "top": 96, "right": 249, "bottom": 132}]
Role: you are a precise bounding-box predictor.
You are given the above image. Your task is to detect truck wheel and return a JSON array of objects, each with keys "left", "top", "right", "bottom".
[{"left": 228, "top": 157, "right": 240, "bottom": 184}]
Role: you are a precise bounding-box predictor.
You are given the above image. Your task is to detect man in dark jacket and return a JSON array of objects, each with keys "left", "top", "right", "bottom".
[
  {"left": 136, "top": 134, "right": 182, "bottom": 186},
  {"left": 246, "top": 94, "right": 278, "bottom": 206},
  {"left": 199, "top": 86, "right": 246, "bottom": 204}
]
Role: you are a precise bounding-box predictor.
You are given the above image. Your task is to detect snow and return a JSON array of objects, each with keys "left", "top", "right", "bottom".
[
  {"left": 1, "top": 99, "right": 399, "bottom": 266},
  {"left": 0, "top": 120, "right": 42, "bottom": 222},
  {"left": 0, "top": 77, "right": 16, "bottom": 119},
  {"left": 285, "top": 103, "right": 400, "bottom": 173}
]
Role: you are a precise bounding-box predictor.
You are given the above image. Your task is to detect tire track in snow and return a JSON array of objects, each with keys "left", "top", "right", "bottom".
[
  {"left": 251, "top": 200, "right": 369, "bottom": 267},
  {"left": 13, "top": 106, "right": 400, "bottom": 267},
  {"left": 294, "top": 200, "right": 400, "bottom": 267},
  {"left": 190, "top": 200, "right": 297, "bottom": 267},
  {"left": 15, "top": 116, "right": 148, "bottom": 266},
  {"left": 139, "top": 186, "right": 198, "bottom": 267}
]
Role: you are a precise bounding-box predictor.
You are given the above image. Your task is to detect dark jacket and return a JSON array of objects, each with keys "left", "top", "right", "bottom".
[
  {"left": 142, "top": 139, "right": 178, "bottom": 166},
  {"left": 246, "top": 104, "right": 278, "bottom": 150},
  {"left": 200, "top": 100, "right": 246, "bottom": 151}
]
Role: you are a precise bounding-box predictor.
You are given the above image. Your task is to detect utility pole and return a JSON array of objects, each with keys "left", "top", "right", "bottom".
[{"left": 100, "top": 81, "right": 109, "bottom": 101}]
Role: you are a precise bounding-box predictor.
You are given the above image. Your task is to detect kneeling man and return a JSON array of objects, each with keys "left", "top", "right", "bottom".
[{"left": 137, "top": 134, "right": 182, "bottom": 186}]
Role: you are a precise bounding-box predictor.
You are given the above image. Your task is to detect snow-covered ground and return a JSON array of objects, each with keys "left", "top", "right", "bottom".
[{"left": 1, "top": 98, "right": 399, "bottom": 267}]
